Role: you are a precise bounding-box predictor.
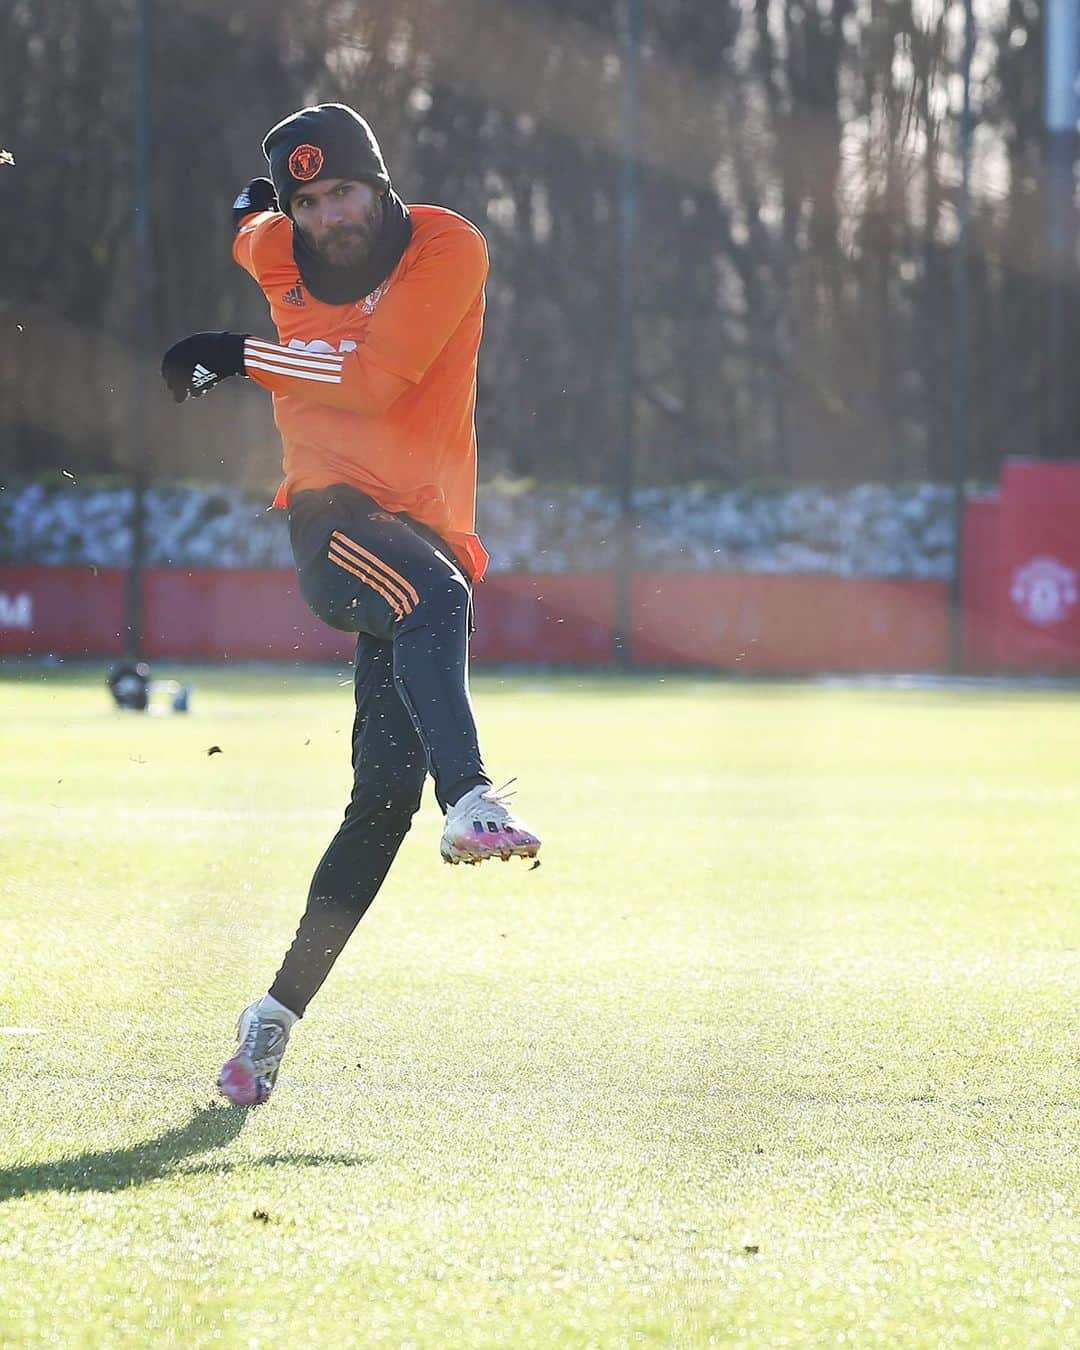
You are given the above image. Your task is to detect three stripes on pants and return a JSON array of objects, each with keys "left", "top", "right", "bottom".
[{"left": 327, "top": 530, "right": 421, "bottom": 621}]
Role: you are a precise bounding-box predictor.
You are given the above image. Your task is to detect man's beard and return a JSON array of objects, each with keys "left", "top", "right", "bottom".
[{"left": 306, "top": 205, "right": 382, "bottom": 268}]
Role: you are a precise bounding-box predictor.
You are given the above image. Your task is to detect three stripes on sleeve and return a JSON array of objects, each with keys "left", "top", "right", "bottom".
[{"left": 244, "top": 337, "right": 344, "bottom": 386}]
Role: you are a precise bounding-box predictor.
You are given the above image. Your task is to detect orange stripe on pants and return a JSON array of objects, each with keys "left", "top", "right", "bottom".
[
  {"left": 330, "top": 531, "right": 421, "bottom": 610},
  {"left": 327, "top": 544, "right": 407, "bottom": 620}
]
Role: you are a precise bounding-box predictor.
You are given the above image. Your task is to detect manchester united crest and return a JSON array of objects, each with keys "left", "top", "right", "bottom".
[
  {"left": 1010, "top": 556, "right": 1078, "bottom": 627},
  {"left": 288, "top": 144, "right": 324, "bottom": 182}
]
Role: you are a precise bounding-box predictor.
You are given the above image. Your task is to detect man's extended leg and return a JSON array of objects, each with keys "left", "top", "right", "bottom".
[
  {"left": 269, "top": 633, "right": 429, "bottom": 1012},
  {"left": 289, "top": 487, "right": 540, "bottom": 863},
  {"left": 218, "top": 633, "right": 427, "bottom": 1105}
]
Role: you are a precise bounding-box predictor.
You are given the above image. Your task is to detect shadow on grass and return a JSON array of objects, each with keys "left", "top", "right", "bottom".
[{"left": 0, "top": 1101, "right": 372, "bottom": 1202}]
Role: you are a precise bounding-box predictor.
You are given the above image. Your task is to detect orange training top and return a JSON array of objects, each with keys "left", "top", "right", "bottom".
[{"left": 233, "top": 204, "right": 490, "bottom": 580}]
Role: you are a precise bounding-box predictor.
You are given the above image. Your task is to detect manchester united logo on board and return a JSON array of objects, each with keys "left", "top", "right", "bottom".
[
  {"left": 1009, "top": 556, "right": 1078, "bottom": 627},
  {"left": 289, "top": 144, "right": 324, "bottom": 182}
]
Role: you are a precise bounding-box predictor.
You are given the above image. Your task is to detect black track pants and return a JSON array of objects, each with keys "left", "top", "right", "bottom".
[
  {"left": 268, "top": 485, "right": 490, "bottom": 1015},
  {"left": 288, "top": 484, "right": 488, "bottom": 807}
]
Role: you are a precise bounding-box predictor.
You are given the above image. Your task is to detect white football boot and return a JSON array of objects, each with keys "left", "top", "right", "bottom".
[
  {"left": 218, "top": 1000, "right": 293, "bottom": 1106},
  {"left": 440, "top": 781, "right": 541, "bottom": 866}
]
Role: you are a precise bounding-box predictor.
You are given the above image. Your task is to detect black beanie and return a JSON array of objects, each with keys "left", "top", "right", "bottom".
[{"left": 262, "top": 104, "right": 390, "bottom": 214}]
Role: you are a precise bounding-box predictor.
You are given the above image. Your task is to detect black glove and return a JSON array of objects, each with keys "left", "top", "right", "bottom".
[
  {"left": 160, "top": 331, "right": 248, "bottom": 403},
  {"left": 232, "top": 177, "right": 278, "bottom": 232}
]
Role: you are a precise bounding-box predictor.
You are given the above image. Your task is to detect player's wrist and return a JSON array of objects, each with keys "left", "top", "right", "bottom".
[{"left": 221, "top": 331, "right": 249, "bottom": 375}]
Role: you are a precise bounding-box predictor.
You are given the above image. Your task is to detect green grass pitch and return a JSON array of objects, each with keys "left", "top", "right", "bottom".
[{"left": 0, "top": 665, "right": 1077, "bottom": 1346}]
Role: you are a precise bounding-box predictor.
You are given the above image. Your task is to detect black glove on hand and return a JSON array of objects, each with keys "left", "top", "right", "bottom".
[
  {"left": 160, "top": 331, "right": 248, "bottom": 404},
  {"left": 232, "top": 177, "right": 278, "bottom": 232}
]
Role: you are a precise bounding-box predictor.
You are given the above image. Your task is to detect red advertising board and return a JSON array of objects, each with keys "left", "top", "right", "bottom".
[
  {"left": 0, "top": 565, "right": 950, "bottom": 672},
  {"left": 6, "top": 462, "right": 1078, "bottom": 673},
  {"left": 0, "top": 566, "right": 128, "bottom": 657},
  {"left": 141, "top": 569, "right": 350, "bottom": 661},
  {"left": 630, "top": 573, "right": 947, "bottom": 671},
  {"left": 961, "top": 494, "right": 999, "bottom": 671},
  {"left": 989, "top": 459, "right": 1080, "bottom": 670},
  {"left": 962, "top": 458, "right": 1080, "bottom": 672},
  {"left": 469, "top": 573, "right": 616, "bottom": 666}
]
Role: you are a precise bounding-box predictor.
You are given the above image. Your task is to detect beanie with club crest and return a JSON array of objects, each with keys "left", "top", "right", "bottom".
[{"left": 263, "top": 103, "right": 390, "bottom": 215}]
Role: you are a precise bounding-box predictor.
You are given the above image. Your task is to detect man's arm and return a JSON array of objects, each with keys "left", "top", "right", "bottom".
[
  {"left": 232, "top": 178, "right": 279, "bottom": 279},
  {"left": 160, "top": 181, "right": 280, "bottom": 401},
  {"left": 242, "top": 337, "right": 412, "bottom": 417}
]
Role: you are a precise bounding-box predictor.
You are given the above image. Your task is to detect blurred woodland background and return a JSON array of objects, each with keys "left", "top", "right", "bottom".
[{"left": 0, "top": 0, "right": 1071, "bottom": 497}]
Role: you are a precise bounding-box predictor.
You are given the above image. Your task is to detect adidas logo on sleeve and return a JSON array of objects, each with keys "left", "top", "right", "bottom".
[{"left": 282, "top": 284, "right": 306, "bottom": 307}]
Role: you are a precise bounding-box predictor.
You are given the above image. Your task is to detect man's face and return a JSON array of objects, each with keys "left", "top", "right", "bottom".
[{"left": 290, "top": 178, "right": 383, "bottom": 266}]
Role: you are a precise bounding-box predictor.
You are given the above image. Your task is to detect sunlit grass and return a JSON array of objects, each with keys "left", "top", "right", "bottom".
[{"left": 0, "top": 665, "right": 1077, "bottom": 1346}]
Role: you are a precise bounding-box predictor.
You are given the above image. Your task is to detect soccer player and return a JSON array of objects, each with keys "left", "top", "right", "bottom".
[{"left": 161, "top": 103, "right": 540, "bottom": 1106}]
